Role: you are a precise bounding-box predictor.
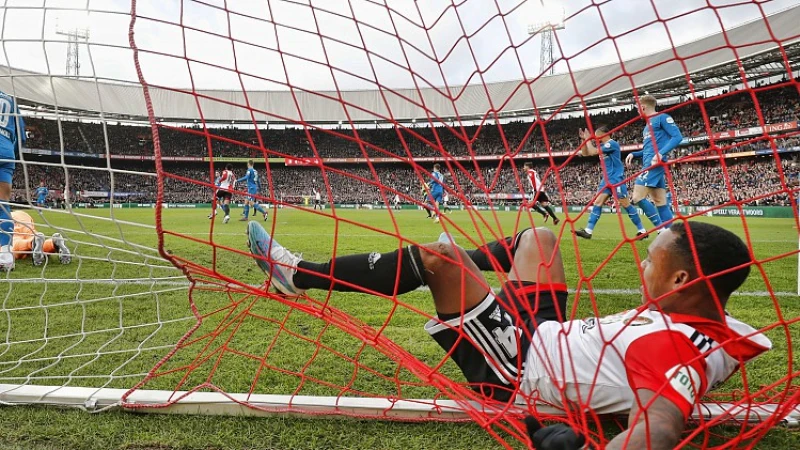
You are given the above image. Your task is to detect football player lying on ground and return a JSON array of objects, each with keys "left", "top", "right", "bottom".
[
  {"left": 10, "top": 210, "right": 70, "bottom": 267},
  {"left": 247, "top": 221, "right": 770, "bottom": 450}
]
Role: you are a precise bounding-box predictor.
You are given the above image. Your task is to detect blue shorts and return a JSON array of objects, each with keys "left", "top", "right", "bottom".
[
  {"left": 247, "top": 188, "right": 258, "bottom": 202},
  {"left": 634, "top": 166, "right": 666, "bottom": 189},
  {"left": 598, "top": 181, "right": 628, "bottom": 198},
  {"left": 431, "top": 191, "right": 443, "bottom": 204},
  {"left": 0, "top": 161, "right": 14, "bottom": 184}
]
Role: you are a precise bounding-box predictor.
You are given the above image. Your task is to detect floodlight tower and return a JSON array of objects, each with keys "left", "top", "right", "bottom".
[
  {"left": 56, "top": 27, "right": 90, "bottom": 77},
  {"left": 528, "top": 3, "right": 566, "bottom": 76}
]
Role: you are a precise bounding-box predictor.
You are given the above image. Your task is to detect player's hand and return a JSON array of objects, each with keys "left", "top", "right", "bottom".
[
  {"left": 525, "top": 416, "right": 586, "bottom": 450},
  {"left": 578, "top": 128, "right": 591, "bottom": 141},
  {"left": 651, "top": 152, "right": 661, "bottom": 166},
  {"left": 625, "top": 153, "right": 634, "bottom": 168}
]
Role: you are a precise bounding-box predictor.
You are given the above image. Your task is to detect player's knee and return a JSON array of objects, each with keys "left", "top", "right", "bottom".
[
  {"left": 517, "top": 227, "right": 557, "bottom": 255},
  {"left": 593, "top": 197, "right": 605, "bottom": 207},
  {"left": 419, "top": 242, "right": 459, "bottom": 272}
]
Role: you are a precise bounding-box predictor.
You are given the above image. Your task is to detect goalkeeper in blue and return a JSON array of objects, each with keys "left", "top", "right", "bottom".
[
  {"left": 237, "top": 160, "right": 268, "bottom": 222},
  {"left": 574, "top": 125, "right": 647, "bottom": 240},
  {"left": 34, "top": 181, "right": 48, "bottom": 208},
  {"left": 0, "top": 90, "right": 26, "bottom": 271},
  {"left": 625, "top": 95, "right": 683, "bottom": 231}
]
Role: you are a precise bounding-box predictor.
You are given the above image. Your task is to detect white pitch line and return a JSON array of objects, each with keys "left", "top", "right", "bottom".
[
  {"left": 120, "top": 231, "right": 797, "bottom": 244},
  {"left": 4, "top": 278, "right": 793, "bottom": 297}
]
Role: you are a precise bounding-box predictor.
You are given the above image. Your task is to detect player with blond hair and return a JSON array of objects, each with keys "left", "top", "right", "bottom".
[{"left": 625, "top": 94, "right": 683, "bottom": 231}]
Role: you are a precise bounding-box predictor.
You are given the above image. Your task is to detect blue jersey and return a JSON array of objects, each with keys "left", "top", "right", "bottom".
[
  {"left": 599, "top": 139, "right": 624, "bottom": 184},
  {"left": 429, "top": 171, "right": 444, "bottom": 194},
  {"left": 237, "top": 167, "right": 259, "bottom": 191},
  {"left": 633, "top": 113, "right": 682, "bottom": 168},
  {"left": 35, "top": 186, "right": 48, "bottom": 202},
  {"left": 0, "top": 91, "right": 25, "bottom": 160}
]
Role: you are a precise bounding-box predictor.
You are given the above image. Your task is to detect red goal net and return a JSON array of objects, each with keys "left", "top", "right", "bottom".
[{"left": 121, "top": 0, "right": 799, "bottom": 448}]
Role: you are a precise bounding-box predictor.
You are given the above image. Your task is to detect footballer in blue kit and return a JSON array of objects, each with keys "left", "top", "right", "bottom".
[
  {"left": 0, "top": 90, "right": 26, "bottom": 271},
  {"left": 35, "top": 182, "right": 49, "bottom": 207},
  {"left": 429, "top": 164, "right": 444, "bottom": 223},
  {"left": 574, "top": 125, "right": 647, "bottom": 240},
  {"left": 236, "top": 160, "right": 269, "bottom": 222},
  {"left": 625, "top": 95, "right": 683, "bottom": 230}
]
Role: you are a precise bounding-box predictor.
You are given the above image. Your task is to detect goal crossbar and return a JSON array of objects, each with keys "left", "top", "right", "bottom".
[{"left": 0, "top": 384, "right": 796, "bottom": 427}]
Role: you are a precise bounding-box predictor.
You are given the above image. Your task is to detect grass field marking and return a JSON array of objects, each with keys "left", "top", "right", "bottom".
[{"left": 122, "top": 231, "right": 796, "bottom": 244}]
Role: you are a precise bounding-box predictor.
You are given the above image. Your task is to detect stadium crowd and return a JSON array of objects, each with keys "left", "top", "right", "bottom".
[
  {"left": 12, "top": 80, "right": 799, "bottom": 207},
  {"left": 11, "top": 154, "right": 798, "bottom": 207},
  {"left": 23, "top": 82, "right": 800, "bottom": 160}
]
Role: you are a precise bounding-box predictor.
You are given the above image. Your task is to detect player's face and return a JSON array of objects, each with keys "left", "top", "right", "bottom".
[{"left": 639, "top": 230, "right": 687, "bottom": 311}]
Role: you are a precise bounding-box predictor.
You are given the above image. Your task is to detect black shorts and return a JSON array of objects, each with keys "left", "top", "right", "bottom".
[
  {"left": 424, "top": 282, "right": 568, "bottom": 402},
  {"left": 532, "top": 191, "right": 550, "bottom": 203},
  {"left": 315, "top": 199, "right": 321, "bottom": 205},
  {"left": 216, "top": 190, "right": 232, "bottom": 201}
]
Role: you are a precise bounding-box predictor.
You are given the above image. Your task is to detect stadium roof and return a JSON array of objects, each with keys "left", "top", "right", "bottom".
[{"left": 1, "top": 6, "right": 799, "bottom": 125}]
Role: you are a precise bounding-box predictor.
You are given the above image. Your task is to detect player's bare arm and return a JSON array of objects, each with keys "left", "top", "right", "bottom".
[
  {"left": 606, "top": 389, "right": 685, "bottom": 450},
  {"left": 578, "top": 128, "right": 598, "bottom": 156}
]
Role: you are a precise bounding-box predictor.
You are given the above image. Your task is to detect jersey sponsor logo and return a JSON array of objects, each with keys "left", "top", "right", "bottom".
[
  {"left": 666, "top": 364, "right": 702, "bottom": 403},
  {"left": 489, "top": 306, "right": 502, "bottom": 323},
  {"left": 367, "top": 252, "right": 381, "bottom": 270}
]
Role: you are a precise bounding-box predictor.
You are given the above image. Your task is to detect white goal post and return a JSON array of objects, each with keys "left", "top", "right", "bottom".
[{"left": 1, "top": 384, "right": 797, "bottom": 427}]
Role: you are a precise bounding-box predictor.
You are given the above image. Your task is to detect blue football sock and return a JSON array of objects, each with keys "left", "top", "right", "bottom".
[
  {"left": 222, "top": 204, "right": 230, "bottom": 216},
  {"left": 636, "top": 199, "right": 662, "bottom": 228},
  {"left": 657, "top": 204, "right": 674, "bottom": 228},
  {"left": 0, "top": 204, "right": 11, "bottom": 247},
  {"left": 254, "top": 204, "right": 266, "bottom": 214},
  {"left": 624, "top": 205, "right": 645, "bottom": 231},
  {"left": 243, "top": 204, "right": 250, "bottom": 218},
  {"left": 586, "top": 205, "right": 602, "bottom": 232}
]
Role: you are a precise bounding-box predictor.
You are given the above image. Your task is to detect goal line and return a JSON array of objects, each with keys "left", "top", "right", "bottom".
[{"left": 0, "top": 384, "right": 796, "bottom": 427}]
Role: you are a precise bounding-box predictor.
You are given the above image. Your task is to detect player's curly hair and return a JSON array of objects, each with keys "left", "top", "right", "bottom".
[{"left": 670, "top": 221, "right": 752, "bottom": 303}]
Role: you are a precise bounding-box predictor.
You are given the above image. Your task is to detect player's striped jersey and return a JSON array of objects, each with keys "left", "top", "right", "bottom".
[
  {"left": 641, "top": 113, "right": 682, "bottom": 168},
  {"left": 218, "top": 170, "right": 235, "bottom": 191},
  {"left": 314, "top": 190, "right": 321, "bottom": 201},
  {"left": 0, "top": 90, "right": 25, "bottom": 159},
  {"left": 526, "top": 169, "right": 542, "bottom": 192},
  {"left": 523, "top": 308, "right": 770, "bottom": 417}
]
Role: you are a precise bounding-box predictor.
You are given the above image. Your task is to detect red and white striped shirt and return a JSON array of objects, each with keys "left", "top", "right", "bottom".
[{"left": 218, "top": 170, "right": 236, "bottom": 191}]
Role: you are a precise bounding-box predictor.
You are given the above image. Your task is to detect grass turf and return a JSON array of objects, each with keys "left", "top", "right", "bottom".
[{"left": 0, "top": 206, "right": 797, "bottom": 449}]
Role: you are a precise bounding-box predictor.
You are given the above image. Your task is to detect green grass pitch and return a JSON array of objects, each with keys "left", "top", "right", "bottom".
[{"left": 0, "top": 206, "right": 797, "bottom": 449}]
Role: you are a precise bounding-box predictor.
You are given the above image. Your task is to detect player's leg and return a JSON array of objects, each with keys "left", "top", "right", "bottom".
[
  {"left": 222, "top": 196, "right": 231, "bottom": 223},
  {"left": 648, "top": 182, "right": 673, "bottom": 228},
  {"left": 0, "top": 164, "right": 14, "bottom": 271},
  {"left": 539, "top": 195, "right": 559, "bottom": 225},
  {"left": 618, "top": 195, "right": 647, "bottom": 238},
  {"left": 247, "top": 221, "right": 487, "bottom": 311},
  {"left": 631, "top": 177, "right": 662, "bottom": 229},
  {"left": 43, "top": 233, "right": 71, "bottom": 264},
  {"left": 240, "top": 199, "right": 251, "bottom": 222},
  {"left": 530, "top": 193, "right": 548, "bottom": 219},
  {"left": 575, "top": 192, "right": 609, "bottom": 239}
]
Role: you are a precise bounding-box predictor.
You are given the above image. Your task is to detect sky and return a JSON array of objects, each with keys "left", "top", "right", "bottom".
[{"left": 0, "top": 0, "right": 797, "bottom": 94}]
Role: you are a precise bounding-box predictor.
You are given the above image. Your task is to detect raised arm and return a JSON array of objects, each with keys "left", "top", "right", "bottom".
[
  {"left": 578, "top": 128, "right": 598, "bottom": 156},
  {"left": 606, "top": 389, "right": 685, "bottom": 450}
]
